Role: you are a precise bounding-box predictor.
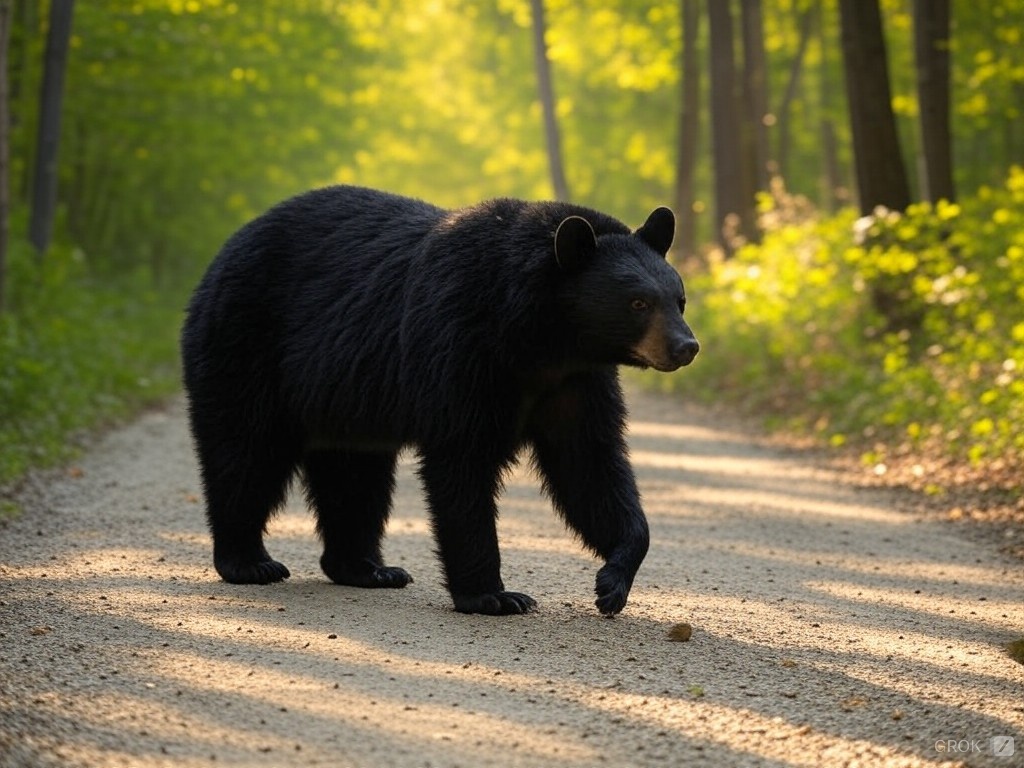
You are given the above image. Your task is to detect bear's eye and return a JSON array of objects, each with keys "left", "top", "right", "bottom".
[{"left": 630, "top": 299, "right": 649, "bottom": 312}]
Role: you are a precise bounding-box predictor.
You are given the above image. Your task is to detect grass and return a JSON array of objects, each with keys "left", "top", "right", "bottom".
[{"left": 0, "top": 237, "right": 184, "bottom": 490}]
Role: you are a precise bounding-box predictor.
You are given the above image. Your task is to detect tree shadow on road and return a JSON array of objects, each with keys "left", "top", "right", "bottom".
[{"left": 2, "top": 391, "right": 1023, "bottom": 767}]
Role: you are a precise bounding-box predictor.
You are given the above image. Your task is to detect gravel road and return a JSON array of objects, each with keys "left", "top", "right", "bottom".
[{"left": 1, "top": 387, "right": 1022, "bottom": 768}]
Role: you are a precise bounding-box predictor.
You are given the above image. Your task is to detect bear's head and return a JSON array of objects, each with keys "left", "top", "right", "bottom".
[{"left": 554, "top": 207, "right": 699, "bottom": 373}]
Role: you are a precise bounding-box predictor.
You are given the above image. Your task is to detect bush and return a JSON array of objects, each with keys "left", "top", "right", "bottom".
[
  {"left": 659, "top": 166, "right": 1024, "bottom": 471},
  {"left": 0, "top": 229, "right": 183, "bottom": 486}
]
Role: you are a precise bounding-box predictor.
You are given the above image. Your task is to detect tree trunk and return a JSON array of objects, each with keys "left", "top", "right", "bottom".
[
  {"left": 707, "top": 0, "right": 750, "bottom": 254},
  {"left": 29, "top": 0, "right": 75, "bottom": 255},
  {"left": 740, "top": 0, "right": 770, "bottom": 191},
  {"left": 528, "top": 0, "right": 569, "bottom": 202},
  {"left": 0, "top": 0, "right": 11, "bottom": 313},
  {"left": 840, "top": 0, "right": 916, "bottom": 332},
  {"left": 820, "top": 117, "right": 843, "bottom": 212},
  {"left": 912, "top": 0, "right": 954, "bottom": 203},
  {"left": 775, "top": 6, "right": 814, "bottom": 184},
  {"left": 837, "top": 0, "right": 910, "bottom": 215},
  {"left": 818, "top": 2, "right": 846, "bottom": 211},
  {"left": 673, "top": 0, "right": 700, "bottom": 258},
  {"left": 15, "top": 0, "right": 38, "bottom": 202}
]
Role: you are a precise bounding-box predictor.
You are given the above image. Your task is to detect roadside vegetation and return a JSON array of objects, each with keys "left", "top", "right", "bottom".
[
  {"left": 672, "top": 166, "right": 1024, "bottom": 475},
  {"left": 0, "top": 222, "right": 181, "bottom": 486}
]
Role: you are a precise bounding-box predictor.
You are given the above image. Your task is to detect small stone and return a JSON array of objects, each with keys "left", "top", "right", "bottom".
[{"left": 667, "top": 623, "right": 692, "bottom": 642}]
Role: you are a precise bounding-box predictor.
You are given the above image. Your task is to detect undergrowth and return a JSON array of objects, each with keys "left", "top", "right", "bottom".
[
  {"left": 658, "top": 165, "right": 1024, "bottom": 485},
  {"left": 0, "top": 229, "right": 184, "bottom": 489}
]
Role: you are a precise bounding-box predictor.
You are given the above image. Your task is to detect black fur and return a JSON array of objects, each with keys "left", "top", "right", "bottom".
[{"left": 181, "top": 185, "right": 698, "bottom": 616}]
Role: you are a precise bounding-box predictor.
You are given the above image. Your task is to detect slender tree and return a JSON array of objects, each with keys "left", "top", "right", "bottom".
[
  {"left": 740, "top": 0, "right": 770, "bottom": 191},
  {"left": 840, "top": 0, "right": 918, "bottom": 331},
  {"left": 0, "top": 0, "right": 10, "bottom": 312},
  {"left": 673, "top": 0, "right": 700, "bottom": 257},
  {"left": 912, "top": 0, "right": 954, "bottom": 203},
  {"left": 818, "top": 3, "right": 846, "bottom": 211},
  {"left": 775, "top": 5, "right": 814, "bottom": 184},
  {"left": 29, "top": 0, "right": 75, "bottom": 255},
  {"left": 837, "top": 0, "right": 910, "bottom": 214},
  {"left": 707, "top": 0, "right": 749, "bottom": 254},
  {"left": 528, "top": 0, "right": 569, "bottom": 202}
]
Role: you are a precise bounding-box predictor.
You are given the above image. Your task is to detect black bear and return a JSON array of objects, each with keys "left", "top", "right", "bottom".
[{"left": 181, "top": 186, "right": 698, "bottom": 616}]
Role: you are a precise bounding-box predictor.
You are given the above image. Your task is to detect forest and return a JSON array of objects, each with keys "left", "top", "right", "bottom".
[{"left": 0, "top": 0, "right": 1022, "bottom": 496}]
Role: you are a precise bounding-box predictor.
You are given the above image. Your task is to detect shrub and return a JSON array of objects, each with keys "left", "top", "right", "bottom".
[{"left": 658, "top": 166, "right": 1024, "bottom": 471}]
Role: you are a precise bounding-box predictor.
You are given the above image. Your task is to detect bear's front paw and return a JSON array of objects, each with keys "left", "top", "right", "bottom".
[
  {"left": 595, "top": 563, "right": 632, "bottom": 616},
  {"left": 452, "top": 591, "right": 537, "bottom": 616}
]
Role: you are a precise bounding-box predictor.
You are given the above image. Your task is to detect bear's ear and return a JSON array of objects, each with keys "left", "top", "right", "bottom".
[
  {"left": 554, "top": 215, "right": 597, "bottom": 271},
  {"left": 636, "top": 207, "right": 675, "bottom": 257}
]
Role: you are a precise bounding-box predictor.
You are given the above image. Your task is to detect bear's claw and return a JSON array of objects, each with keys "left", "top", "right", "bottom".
[{"left": 452, "top": 591, "right": 537, "bottom": 615}]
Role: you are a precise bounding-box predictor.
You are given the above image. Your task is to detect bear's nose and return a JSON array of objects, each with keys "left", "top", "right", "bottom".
[{"left": 672, "top": 337, "right": 700, "bottom": 367}]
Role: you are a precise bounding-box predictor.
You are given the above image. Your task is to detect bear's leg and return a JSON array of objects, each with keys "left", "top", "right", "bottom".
[
  {"left": 532, "top": 437, "right": 649, "bottom": 615},
  {"left": 529, "top": 384, "right": 649, "bottom": 616},
  {"left": 198, "top": 437, "right": 296, "bottom": 586},
  {"left": 303, "top": 450, "right": 413, "bottom": 589},
  {"left": 418, "top": 449, "right": 536, "bottom": 615}
]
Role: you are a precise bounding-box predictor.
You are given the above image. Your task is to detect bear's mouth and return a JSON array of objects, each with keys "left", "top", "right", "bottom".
[{"left": 627, "top": 353, "right": 678, "bottom": 372}]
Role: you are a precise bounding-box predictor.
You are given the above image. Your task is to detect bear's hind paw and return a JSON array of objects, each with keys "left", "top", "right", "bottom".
[
  {"left": 216, "top": 557, "right": 291, "bottom": 585},
  {"left": 322, "top": 557, "right": 413, "bottom": 589},
  {"left": 366, "top": 565, "right": 414, "bottom": 588},
  {"left": 452, "top": 591, "right": 537, "bottom": 616}
]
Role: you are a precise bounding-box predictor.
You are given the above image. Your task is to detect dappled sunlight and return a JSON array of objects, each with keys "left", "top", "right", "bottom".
[
  {"left": 26, "top": 583, "right": 981, "bottom": 768},
  {"left": 715, "top": 540, "right": 1019, "bottom": 591},
  {"left": 646, "top": 484, "right": 910, "bottom": 524},
  {"left": 265, "top": 509, "right": 318, "bottom": 537},
  {"left": 382, "top": 516, "right": 433, "bottom": 537},
  {"left": 628, "top": 419, "right": 753, "bottom": 447},
  {"left": 1, "top": 546, "right": 171, "bottom": 580},
  {"left": 3, "top": 394, "right": 1022, "bottom": 768},
  {"left": 5, "top": 511, "right": 1022, "bottom": 768},
  {"left": 22, "top": 688, "right": 314, "bottom": 767},
  {"left": 573, "top": 692, "right": 952, "bottom": 768},
  {"left": 645, "top": 585, "right": 1019, "bottom": 674},
  {"left": 805, "top": 580, "right": 1021, "bottom": 634},
  {"left": 159, "top": 529, "right": 209, "bottom": 548},
  {"left": 140, "top": 650, "right": 602, "bottom": 765},
  {"left": 632, "top": 448, "right": 829, "bottom": 483}
]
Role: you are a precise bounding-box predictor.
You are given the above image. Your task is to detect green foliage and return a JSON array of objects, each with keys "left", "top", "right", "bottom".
[
  {"left": 0, "top": 223, "right": 182, "bottom": 487},
  {"left": 667, "top": 166, "right": 1024, "bottom": 468},
  {"left": 7, "top": 1, "right": 1021, "bottom": 268},
  {"left": 4, "top": 0, "right": 1024, "bottom": 489}
]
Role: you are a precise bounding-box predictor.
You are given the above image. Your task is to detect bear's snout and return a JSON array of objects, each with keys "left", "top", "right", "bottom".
[
  {"left": 631, "top": 314, "right": 700, "bottom": 372},
  {"left": 649, "top": 337, "right": 698, "bottom": 372},
  {"left": 669, "top": 336, "right": 700, "bottom": 368}
]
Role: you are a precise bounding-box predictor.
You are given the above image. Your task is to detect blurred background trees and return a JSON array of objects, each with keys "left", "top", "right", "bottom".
[
  {"left": 3, "top": 0, "right": 1021, "bottom": 281},
  {"left": 1, "top": 0, "right": 1023, "bottom": 483}
]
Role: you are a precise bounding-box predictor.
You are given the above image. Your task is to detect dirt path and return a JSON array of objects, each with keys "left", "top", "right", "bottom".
[{"left": 1, "top": 388, "right": 1022, "bottom": 768}]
